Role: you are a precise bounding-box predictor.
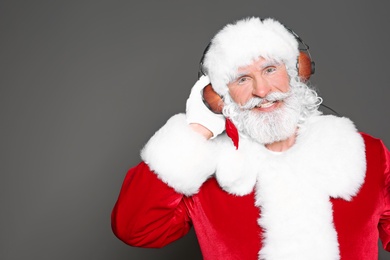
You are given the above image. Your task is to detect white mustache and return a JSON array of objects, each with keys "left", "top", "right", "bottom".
[{"left": 239, "top": 91, "right": 292, "bottom": 110}]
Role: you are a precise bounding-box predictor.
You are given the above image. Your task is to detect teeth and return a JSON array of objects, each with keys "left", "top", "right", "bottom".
[{"left": 258, "top": 101, "right": 275, "bottom": 108}]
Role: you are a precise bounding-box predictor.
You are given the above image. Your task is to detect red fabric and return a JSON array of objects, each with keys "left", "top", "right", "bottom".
[
  {"left": 185, "top": 179, "right": 261, "bottom": 259},
  {"left": 111, "top": 162, "right": 191, "bottom": 247},
  {"left": 331, "top": 133, "right": 390, "bottom": 259},
  {"left": 112, "top": 164, "right": 261, "bottom": 259},
  {"left": 225, "top": 118, "right": 239, "bottom": 149},
  {"left": 378, "top": 138, "right": 390, "bottom": 251},
  {"left": 111, "top": 133, "right": 390, "bottom": 259}
]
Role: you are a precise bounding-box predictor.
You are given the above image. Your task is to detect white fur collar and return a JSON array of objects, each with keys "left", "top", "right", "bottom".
[
  {"left": 141, "top": 113, "right": 366, "bottom": 259},
  {"left": 214, "top": 115, "right": 366, "bottom": 199}
]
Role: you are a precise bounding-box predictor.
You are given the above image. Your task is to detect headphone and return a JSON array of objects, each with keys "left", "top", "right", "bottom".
[
  {"left": 286, "top": 27, "right": 316, "bottom": 82},
  {"left": 198, "top": 21, "right": 317, "bottom": 114},
  {"left": 198, "top": 23, "right": 315, "bottom": 81}
]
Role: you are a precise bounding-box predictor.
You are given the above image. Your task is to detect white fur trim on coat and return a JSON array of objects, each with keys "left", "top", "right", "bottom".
[
  {"left": 141, "top": 113, "right": 366, "bottom": 259},
  {"left": 217, "top": 115, "right": 365, "bottom": 260},
  {"left": 141, "top": 114, "right": 218, "bottom": 196}
]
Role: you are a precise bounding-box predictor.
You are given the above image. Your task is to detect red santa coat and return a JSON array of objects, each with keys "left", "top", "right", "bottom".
[{"left": 112, "top": 114, "right": 390, "bottom": 259}]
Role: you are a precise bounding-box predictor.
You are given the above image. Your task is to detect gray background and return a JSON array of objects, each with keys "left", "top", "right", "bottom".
[{"left": 1, "top": 0, "right": 389, "bottom": 259}]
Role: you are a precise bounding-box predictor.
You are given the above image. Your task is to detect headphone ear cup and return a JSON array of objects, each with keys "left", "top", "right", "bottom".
[
  {"left": 202, "top": 84, "right": 224, "bottom": 114},
  {"left": 297, "top": 51, "right": 314, "bottom": 82}
]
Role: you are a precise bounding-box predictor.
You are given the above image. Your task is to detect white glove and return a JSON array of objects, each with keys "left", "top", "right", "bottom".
[{"left": 186, "top": 75, "right": 225, "bottom": 138}]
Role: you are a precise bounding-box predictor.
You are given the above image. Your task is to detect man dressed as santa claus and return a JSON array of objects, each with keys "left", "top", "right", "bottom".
[{"left": 111, "top": 17, "right": 390, "bottom": 260}]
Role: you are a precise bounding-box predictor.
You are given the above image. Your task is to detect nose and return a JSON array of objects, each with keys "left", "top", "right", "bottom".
[{"left": 252, "top": 75, "right": 271, "bottom": 98}]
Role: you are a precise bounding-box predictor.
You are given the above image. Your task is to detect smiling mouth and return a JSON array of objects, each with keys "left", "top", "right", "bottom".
[{"left": 256, "top": 100, "right": 277, "bottom": 108}]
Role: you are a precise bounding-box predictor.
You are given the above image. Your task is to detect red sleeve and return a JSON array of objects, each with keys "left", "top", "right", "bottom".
[
  {"left": 378, "top": 141, "right": 390, "bottom": 251},
  {"left": 111, "top": 162, "right": 192, "bottom": 248}
]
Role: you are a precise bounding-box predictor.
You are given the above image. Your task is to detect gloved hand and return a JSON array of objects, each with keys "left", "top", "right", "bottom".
[{"left": 186, "top": 75, "right": 226, "bottom": 139}]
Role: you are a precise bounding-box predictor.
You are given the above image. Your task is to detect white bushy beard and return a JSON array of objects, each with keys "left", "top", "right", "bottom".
[{"left": 222, "top": 86, "right": 303, "bottom": 145}]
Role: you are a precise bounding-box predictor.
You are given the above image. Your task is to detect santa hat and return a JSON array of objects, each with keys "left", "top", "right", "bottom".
[{"left": 203, "top": 17, "right": 299, "bottom": 97}]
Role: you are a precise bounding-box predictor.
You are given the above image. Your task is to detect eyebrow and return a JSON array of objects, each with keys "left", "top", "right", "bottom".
[
  {"left": 260, "top": 60, "right": 281, "bottom": 69},
  {"left": 235, "top": 72, "right": 248, "bottom": 78}
]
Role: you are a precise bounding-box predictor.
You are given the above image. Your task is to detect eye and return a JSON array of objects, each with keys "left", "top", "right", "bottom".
[
  {"left": 264, "top": 66, "right": 277, "bottom": 74},
  {"left": 237, "top": 77, "right": 249, "bottom": 84}
]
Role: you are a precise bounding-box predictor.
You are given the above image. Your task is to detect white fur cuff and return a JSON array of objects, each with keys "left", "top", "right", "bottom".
[{"left": 141, "top": 114, "right": 218, "bottom": 196}]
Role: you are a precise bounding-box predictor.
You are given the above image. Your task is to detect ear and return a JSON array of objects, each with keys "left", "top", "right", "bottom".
[{"left": 202, "top": 84, "right": 224, "bottom": 114}]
